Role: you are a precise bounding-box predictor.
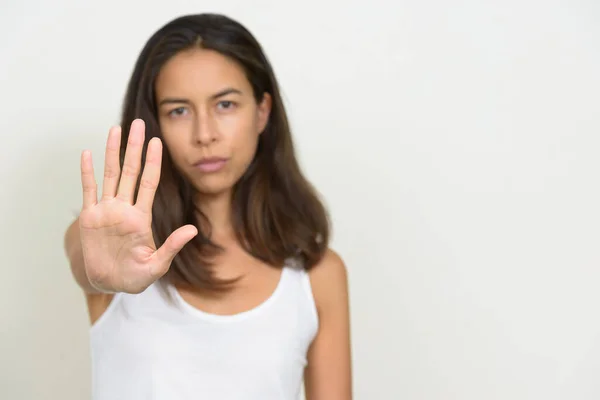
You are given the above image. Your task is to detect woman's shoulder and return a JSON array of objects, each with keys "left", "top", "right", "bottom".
[
  {"left": 308, "top": 248, "right": 346, "bottom": 277},
  {"left": 307, "top": 248, "right": 349, "bottom": 314}
]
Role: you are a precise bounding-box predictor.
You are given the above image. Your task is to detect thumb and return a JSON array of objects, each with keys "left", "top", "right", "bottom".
[{"left": 152, "top": 224, "right": 198, "bottom": 274}]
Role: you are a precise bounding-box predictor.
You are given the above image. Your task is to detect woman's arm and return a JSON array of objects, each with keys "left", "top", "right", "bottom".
[
  {"left": 304, "top": 249, "right": 353, "bottom": 400},
  {"left": 64, "top": 217, "right": 115, "bottom": 324}
]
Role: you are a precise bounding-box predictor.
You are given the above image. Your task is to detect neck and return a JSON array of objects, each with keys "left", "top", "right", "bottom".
[{"left": 194, "top": 190, "right": 236, "bottom": 242}]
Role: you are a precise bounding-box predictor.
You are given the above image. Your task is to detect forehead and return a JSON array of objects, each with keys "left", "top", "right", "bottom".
[{"left": 155, "top": 48, "right": 251, "bottom": 98}]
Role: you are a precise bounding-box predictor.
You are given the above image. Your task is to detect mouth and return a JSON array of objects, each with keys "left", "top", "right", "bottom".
[{"left": 192, "top": 157, "right": 228, "bottom": 173}]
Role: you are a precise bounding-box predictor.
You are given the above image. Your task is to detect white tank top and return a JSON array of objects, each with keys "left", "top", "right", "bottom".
[{"left": 89, "top": 261, "right": 319, "bottom": 400}]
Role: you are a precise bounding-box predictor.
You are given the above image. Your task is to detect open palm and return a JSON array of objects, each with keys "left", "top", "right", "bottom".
[{"left": 78, "top": 119, "right": 197, "bottom": 293}]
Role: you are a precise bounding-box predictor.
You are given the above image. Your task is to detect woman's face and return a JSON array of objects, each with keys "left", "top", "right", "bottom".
[{"left": 155, "top": 47, "right": 271, "bottom": 196}]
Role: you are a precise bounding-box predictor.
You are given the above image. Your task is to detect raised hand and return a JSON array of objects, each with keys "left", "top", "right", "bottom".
[{"left": 78, "top": 119, "right": 197, "bottom": 293}]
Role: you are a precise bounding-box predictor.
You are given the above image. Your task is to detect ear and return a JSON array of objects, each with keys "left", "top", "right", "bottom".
[{"left": 257, "top": 92, "right": 272, "bottom": 134}]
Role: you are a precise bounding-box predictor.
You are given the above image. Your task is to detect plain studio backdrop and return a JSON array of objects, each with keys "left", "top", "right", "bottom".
[{"left": 1, "top": 0, "right": 600, "bottom": 399}]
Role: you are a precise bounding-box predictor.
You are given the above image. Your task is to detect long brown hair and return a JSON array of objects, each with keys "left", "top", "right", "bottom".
[{"left": 119, "top": 13, "right": 330, "bottom": 290}]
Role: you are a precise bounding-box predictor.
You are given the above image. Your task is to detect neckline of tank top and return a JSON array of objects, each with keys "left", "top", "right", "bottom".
[{"left": 167, "top": 265, "right": 291, "bottom": 323}]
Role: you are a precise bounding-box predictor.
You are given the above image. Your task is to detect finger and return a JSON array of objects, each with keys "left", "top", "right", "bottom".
[
  {"left": 135, "top": 137, "right": 163, "bottom": 214},
  {"left": 151, "top": 225, "right": 198, "bottom": 276},
  {"left": 80, "top": 150, "right": 97, "bottom": 210},
  {"left": 101, "top": 126, "right": 122, "bottom": 200},
  {"left": 116, "top": 119, "right": 146, "bottom": 203}
]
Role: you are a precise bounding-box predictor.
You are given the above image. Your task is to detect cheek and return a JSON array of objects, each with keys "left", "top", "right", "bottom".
[
  {"left": 160, "top": 134, "right": 188, "bottom": 171},
  {"left": 222, "top": 112, "right": 261, "bottom": 159},
  {"left": 159, "top": 117, "right": 193, "bottom": 154},
  {"left": 236, "top": 132, "right": 260, "bottom": 164}
]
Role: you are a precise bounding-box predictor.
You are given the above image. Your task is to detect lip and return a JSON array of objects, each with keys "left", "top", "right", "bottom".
[{"left": 193, "top": 157, "right": 228, "bottom": 173}]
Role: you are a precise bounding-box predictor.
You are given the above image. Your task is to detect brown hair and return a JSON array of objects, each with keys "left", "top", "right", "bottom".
[{"left": 118, "top": 13, "right": 330, "bottom": 290}]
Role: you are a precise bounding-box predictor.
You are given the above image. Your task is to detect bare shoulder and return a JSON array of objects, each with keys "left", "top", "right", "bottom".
[
  {"left": 308, "top": 248, "right": 348, "bottom": 282},
  {"left": 308, "top": 248, "right": 349, "bottom": 313},
  {"left": 304, "top": 249, "right": 353, "bottom": 399}
]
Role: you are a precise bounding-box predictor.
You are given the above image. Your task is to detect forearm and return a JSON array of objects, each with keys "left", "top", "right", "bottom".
[{"left": 64, "top": 218, "right": 102, "bottom": 294}]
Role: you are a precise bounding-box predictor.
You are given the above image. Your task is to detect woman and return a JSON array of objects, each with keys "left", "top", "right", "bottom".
[{"left": 63, "top": 12, "right": 352, "bottom": 400}]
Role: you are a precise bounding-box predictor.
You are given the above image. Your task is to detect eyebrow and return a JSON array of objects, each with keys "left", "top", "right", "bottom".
[{"left": 158, "top": 88, "right": 243, "bottom": 106}]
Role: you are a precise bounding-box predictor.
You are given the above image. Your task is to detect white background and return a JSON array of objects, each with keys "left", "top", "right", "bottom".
[{"left": 1, "top": 0, "right": 600, "bottom": 399}]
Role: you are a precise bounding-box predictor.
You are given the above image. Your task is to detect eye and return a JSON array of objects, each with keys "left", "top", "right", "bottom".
[
  {"left": 168, "top": 107, "right": 188, "bottom": 117},
  {"left": 217, "top": 100, "right": 236, "bottom": 111}
]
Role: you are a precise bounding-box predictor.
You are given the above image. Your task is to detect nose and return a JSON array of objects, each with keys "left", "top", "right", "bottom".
[{"left": 193, "top": 109, "right": 217, "bottom": 145}]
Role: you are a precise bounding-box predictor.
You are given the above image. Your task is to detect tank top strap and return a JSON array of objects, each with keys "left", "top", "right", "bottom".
[{"left": 282, "top": 257, "right": 319, "bottom": 330}]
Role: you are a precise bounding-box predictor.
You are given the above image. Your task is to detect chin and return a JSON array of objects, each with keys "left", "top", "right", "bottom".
[{"left": 191, "top": 179, "right": 234, "bottom": 197}]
